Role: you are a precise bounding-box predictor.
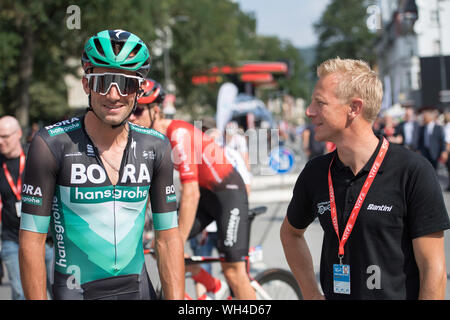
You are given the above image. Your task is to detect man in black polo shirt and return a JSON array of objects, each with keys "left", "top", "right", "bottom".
[{"left": 280, "top": 58, "right": 450, "bottom": 300}]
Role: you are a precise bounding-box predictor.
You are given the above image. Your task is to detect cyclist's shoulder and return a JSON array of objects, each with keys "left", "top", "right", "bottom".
[
  {"left": 128, "top": 122, "right": 171, "bottom": 153},
  {"left": 167, "top": 119, "right": 194, "bottom": 133},
  {"left": 166, "top": 119, "right": 199, "bottom": 143},
  {"left": 128, "top": 122, "right": 166, "bottom": 140}
]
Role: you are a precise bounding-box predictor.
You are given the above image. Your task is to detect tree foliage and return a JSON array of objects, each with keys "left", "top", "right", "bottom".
[
  {"left": 314, "top": 0, "right": 379, "bottom": 67},
  {"left": 0, "top": 0, "right": 310, "bottom": 128}
]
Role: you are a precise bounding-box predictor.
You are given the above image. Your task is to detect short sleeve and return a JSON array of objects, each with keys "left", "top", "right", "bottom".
[
  {"left": 170, "top": 127, "right": 199, "bottom": 184},
  {"left": 149, "top": 140, "right": 178, "bottom": 230},
  {"left": 405, "top": 158, "right": 450, "bottom": 238},
  {"left": 286, "top": 162, "right": 317, "bottom": 230},
  {"left": 20, "top": 134, "right": 59, "bottom": 233}
]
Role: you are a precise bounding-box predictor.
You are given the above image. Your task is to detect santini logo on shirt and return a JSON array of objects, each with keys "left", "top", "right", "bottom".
[{"left": 366, "top": 203, "right": 393, "bottom": 213}]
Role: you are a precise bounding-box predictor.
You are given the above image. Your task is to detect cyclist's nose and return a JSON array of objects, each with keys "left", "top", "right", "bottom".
[{"left": 106, "top": 84, "right": 121, "bottom": 101}]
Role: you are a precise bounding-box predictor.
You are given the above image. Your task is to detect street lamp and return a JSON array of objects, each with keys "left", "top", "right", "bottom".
[
  {"left": 152, "top": 16, "right": 190, "bottom": 94},
  {"left": 154, "top": 26, "right": 175, "bottom": 93}
]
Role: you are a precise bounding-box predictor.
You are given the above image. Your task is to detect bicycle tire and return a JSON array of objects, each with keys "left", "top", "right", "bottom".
[{"left": 254, "top": 268, "right": 302, "bottom": 300}]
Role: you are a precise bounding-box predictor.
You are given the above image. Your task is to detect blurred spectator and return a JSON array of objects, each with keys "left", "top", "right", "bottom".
[
  {"left": 417, "top": 108, "right": 447, "bottom": 169},
  {"left": 0, "top": 116, "right": 53, "bottom": 300},
  {"left": 302, "top": 123, "right": 325, "bottom": 161},
  {"left": 225, "top": 121, "right": 250, "bottom": 171},
  {"left": 380, "top": 114, "right": 396, "bottom": 140},
  {"left": 277, "top": 120, "right": 289, "bottom": 146},
  {"left": 26, "top": 123, "right": 39, "bottom": 144},
  {"left": 393, "top": 106, "right": 420, "bottom": 151},
  {"left": 372, "top": 115, "right": 384, "bottom": 135},
  {"left": 373, "top": 113, "right": 398, "bottom": 140},
  {"left": 0, "top": 116, "right": 26, "bottom": 299},
  {"left": 203, "top": 118, "right": 252, "bottom": 194}
]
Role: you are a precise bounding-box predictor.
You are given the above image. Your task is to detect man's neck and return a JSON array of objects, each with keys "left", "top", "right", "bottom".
[
  {"left": 335, "top": 131, "right": 380, "bottom": 176},
  {"left": 4, "top": 147, "right": 23, "bottom": 159},
  {"left": 84, "top": 112, "right": 129, "bottom": 150},
  {"left": 152, "top": 118, "right": 172, "bottom": 135}
]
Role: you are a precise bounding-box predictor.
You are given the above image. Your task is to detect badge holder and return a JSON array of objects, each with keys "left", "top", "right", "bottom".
[{"left": 333, "top": 255, "right": 350, "bottom": 295}]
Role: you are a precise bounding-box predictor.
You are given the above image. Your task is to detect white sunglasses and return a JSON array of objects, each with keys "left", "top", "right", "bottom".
[{"left": 85, "top": 73, "right": 144, "bottom": 96}]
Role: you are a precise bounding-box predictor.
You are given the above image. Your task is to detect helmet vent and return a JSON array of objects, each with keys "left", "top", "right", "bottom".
[
  {"left": 121, "top": 62, "right": 139, "bottom": 68},
  {"left": 128, "top": 44, "right": 142, "bottom": 60},
  {"left": 92, "top": 57, "right": 107, "bottom": 65},
  {"left": 93, "top": 38, "right": 105, "bottom": 57}
]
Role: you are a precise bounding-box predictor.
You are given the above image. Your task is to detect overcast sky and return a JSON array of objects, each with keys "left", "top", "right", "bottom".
[{"left": 235, "top": 0, "right": 331, "bottom": 48}]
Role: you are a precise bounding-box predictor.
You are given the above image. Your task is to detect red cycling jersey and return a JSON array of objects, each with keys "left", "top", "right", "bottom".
[{"left": 166, "top": 120, "right": 235, "bottom": 190}]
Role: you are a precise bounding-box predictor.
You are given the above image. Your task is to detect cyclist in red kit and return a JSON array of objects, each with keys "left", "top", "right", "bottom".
[{"left": 129, "top": 79, "right": 256, "bottom": 299}]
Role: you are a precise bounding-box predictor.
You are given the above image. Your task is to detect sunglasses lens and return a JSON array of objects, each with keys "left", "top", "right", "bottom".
[
  {"left": 88, "top": 74, "right": 141, "bottom": 96},
  {"left": 123, "top": 78, "right": 140, "bottom": 95}
]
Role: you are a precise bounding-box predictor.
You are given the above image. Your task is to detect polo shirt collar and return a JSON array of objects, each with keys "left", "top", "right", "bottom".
[{"left": 332, "top": 135, "right": 386, "bottom": 176}]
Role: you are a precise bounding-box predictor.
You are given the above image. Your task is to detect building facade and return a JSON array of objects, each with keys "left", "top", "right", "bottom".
[{"left": 376, "top": 0, "right": 450, "bottom": 110}]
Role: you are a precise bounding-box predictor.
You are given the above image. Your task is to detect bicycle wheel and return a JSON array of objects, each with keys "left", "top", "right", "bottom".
[{"left": 253, "top": 268, "right": 302, "bottom": 300}]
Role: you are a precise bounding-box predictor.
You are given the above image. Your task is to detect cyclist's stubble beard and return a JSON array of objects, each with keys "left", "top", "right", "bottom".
[{"left": 88, "top": 91, "right": 138, "bottom": 129}]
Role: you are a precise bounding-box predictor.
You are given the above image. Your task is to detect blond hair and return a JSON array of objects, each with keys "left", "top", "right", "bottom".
[{"left": 317, "top": 57, "right": 383, "bottom": 122}]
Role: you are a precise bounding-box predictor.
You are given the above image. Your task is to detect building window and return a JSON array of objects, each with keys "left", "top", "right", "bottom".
[{"left": 434, "top": 40, "right": 441, "bottom": 55}]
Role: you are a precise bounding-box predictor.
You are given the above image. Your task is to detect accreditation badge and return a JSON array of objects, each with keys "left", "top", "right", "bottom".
[
  {"left": 333, "top": 264, "right": 350, "bottom": 295},
  {"left": 15, "top": 201, "right": 22, "bottom": 218}
]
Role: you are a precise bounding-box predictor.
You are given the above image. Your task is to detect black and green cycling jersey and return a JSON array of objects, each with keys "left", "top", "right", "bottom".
[{"left": 20, "top": 116, "right": 177, "bottom": 299}]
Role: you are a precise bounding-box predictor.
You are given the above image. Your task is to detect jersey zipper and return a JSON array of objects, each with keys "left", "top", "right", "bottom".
[{"left": 113, "top": 184, "right": 118, "bottom": 271}]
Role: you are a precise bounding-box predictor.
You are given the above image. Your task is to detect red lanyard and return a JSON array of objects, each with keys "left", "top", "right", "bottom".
[
  {"left": 328, "top": 137, "right": 389, "bottom": 263},
  {"left": 2, "top": 150, "right": 25, "bottom": 201}
]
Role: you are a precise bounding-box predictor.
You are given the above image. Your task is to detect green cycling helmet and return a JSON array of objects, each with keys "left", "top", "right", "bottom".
[{"left": 81, "top": 29, "right": 151, "bottom": 78}]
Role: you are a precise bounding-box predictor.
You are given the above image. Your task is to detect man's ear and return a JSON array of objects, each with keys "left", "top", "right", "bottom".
[
  {"left": 348, "top": 98, "right": 363, "bottom": 119},
  {"left": 152, "top": 105, "right": 161, "bottom": 117},
  {"left": 82, "top": 77, "right": 90, "bottom": 95}
]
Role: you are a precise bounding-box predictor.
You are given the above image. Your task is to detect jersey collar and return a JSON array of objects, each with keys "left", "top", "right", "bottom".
[{"left": 332, "top": 135, "right": 387, "bottom": 177}]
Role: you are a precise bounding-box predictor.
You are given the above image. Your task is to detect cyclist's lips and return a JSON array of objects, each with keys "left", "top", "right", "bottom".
[{"left": 103, "top": 105, "right": 125, "bottom": 112}]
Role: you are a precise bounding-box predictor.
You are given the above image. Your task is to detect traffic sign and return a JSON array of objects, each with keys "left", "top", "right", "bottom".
[{"left": 268, "top": 147, "right": 295, "bottom": 174}]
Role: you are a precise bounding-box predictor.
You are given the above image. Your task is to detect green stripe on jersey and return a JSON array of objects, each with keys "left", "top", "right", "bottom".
[
  {"left": 152, "top": 211, "right": 178, "bottom": 230},
  {"left": 20, "top": 213, "right": 50, "bottom": 233},
  {"left": 129, "top": 123, "right": 165, "bottom": 140}
]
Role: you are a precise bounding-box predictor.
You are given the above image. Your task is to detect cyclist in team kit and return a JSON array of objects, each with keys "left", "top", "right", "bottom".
[
  {"left": 18, "top": 30, "right": 185, "bottom": 300},
  {"left": 129, "top": 79, "right": 256, "bottom": 300}
]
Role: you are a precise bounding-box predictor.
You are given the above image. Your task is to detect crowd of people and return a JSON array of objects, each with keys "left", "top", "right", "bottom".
[
  {"left": 373, "top": 106, "right": 450, "bottom": 189},
  {"left": 303, "top": 104, "right": 450, "bottom": 191},
  {"left": 0, "top": 29, "right": 449, "bottom": 301}
]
